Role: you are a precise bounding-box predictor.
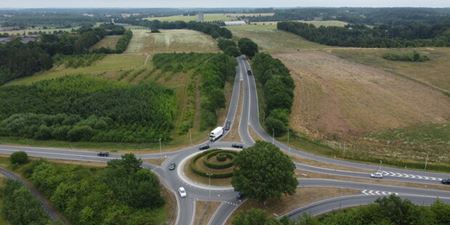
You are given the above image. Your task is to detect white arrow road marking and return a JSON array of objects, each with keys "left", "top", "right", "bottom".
[
  {"left": 380, "top": 171, "right": 443, "bottom": 181},
  {"left": 361, "top": 190, "right": 399, "bottom": 196}
]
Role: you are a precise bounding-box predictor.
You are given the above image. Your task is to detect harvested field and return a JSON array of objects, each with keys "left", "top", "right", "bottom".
[
  {"left": 126, "top": 29, "right": 219, "bottom": 54},
  {"left": 330, "top": 48, "right": 450, "bottom": 94},
  {"left": 276, "top": 51, "right": 450, "bottom": 137},
  {"left": 275, "top": 51, "right": 450, "bottom": 164}
]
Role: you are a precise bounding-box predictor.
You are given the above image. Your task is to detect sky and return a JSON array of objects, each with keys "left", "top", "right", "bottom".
[{"left": 1, "top": 0, "right": 450, "bottom": 8}]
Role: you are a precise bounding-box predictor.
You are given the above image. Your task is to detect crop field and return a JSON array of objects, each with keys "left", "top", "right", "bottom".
[
  {"left": 7, "top": 54, "right": 146, "bottom": 86},
  {"left": 126, "top": 29, "right": 220, "bottom": 54},
  {"left": 250, "top": 20, "right": 348, "bottom": 27},
  {"left": 228, "top": 24, "right": 325, "bottom": 53},
  {"left": 274, "top": 50, "right": 450, "bottom": 165},
  {"left": 90, "top": 35, "right": 121, "bottom": 50},
  {"left": 330, "top": 48, "right": 450, "bottom": 94}
]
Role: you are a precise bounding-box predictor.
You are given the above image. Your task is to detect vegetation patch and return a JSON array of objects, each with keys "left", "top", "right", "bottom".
[
  {"left": 0, "top": 75, "right": 177, "bottom": 143},
  {"left": 54, "top": 53, "right": 106, "bottom": 68},
  {"left": 383, "top": 50, "right": 430, "bottom": 62},
  {"left": 189, "top": 149, "right": 238, "bottom": 179}
]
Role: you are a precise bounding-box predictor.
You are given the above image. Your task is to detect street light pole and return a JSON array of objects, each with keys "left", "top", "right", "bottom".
[
  {"left": 159, "top": 138, "right": 162, "bottom": 160},
  {"left": 207, "top": 173, "right": 212, "bottom": 201},
  {"left": 272, "top": 129, "right": 275, "bottom": 144},
  {"left": 424, "top": 153, "right": 429, "bottom": 171},
  {"left": 287, "top": 128, "right": 290, "bottom": 153}
]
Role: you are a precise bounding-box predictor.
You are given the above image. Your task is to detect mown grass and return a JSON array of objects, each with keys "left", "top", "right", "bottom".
[
  {"left": 228, "top": 24, "right": 326, "bottom": 53},
  {"left": 90, "top": 35, "right": 121, "bottom": 50}
]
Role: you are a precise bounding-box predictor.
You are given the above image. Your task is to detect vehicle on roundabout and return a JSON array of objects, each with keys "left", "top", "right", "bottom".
[
  {"left": 97, "top": 152, "right": 110, "bottom": 157},
  {"left": 168, "top": 162, "right": 176, "bottom": 171},
  {"left": 232, "top": 143, "right": 244, "bottom": 149},
  {"left": 178, "top": 187, "right": 187, "bottom": 198},
  {"left": 370, "top": 171, "right": 384, "bottom": 179},
  {"left": 199, "top": 144, "right": 210, "bottom": 150}
]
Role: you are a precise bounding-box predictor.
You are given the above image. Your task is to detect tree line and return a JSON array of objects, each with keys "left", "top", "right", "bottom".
[
  {"left": 278, "top": 21, "right": 450, "bottom": 48},
  {"left": 233, "top": 195, "right": 450, "bottom": 225},
  {"left": 0, "top": 75, "right": 177, "bottom": 143},
  {"left": 252, "top": 53, "right": 295, "bottom": 137},
  {"left": 152, "top": 53, "right": 236, "bottom": 130},
  {"left": 0, "top": 24, "right": 128, "bottom": 84},
  {"left": 118, "top": 18, "right": 233, "bottom": 39},
  {"left": 14, "top": 153, "right": 165, "bottom": 225}
]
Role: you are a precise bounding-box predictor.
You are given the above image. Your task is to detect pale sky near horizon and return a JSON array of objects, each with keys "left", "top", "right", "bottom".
[{"left": 1, "top": 0, "right": 450, "bottom": 8}]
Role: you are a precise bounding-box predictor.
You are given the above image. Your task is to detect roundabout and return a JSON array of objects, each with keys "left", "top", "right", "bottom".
[{"left": 177, "top": 148, "right": 240, "bottom": 190}]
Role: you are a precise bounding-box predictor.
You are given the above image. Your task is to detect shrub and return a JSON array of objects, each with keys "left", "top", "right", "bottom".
[
  {"left": 10, "top": 151, "right": 29, "bottom": 165},
  {"left": 216, "top": 153, "right": 227, "bottom": 162}
]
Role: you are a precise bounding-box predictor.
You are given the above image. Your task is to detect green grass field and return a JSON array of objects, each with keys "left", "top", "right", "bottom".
[
  {"left": 90, "top": 35, "right": 121, "bottom": 50},
  {"left": 228, "top": 24, "right": 326, "bottom": 53},
  {"left": 126, "top": 29, "right": 220, "bottom": 54}
]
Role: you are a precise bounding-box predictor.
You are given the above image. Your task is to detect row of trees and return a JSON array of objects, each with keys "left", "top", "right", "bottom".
[
  {"left": 233, "top": 195, "right": 450, "bottom": 225},
  {"left": 252, "top": 53, "right": 295, "bottom": 136},
  {"left": 238, "top": 38, "right": 259, "bottom": 58},
  {"left": 93, "top": 29, "right": 133, "bottom": 54},
  {"left": 0, "top": 75, "right": 177, "bottom": 143},
  {"left": 152, "top": 53, "right": 236, "bottom": 130},
  {"left": 278, "top": 22, "right": 450, "bottom": 48},
  {"left": 218, "top": 38, "right": 240, "bottom": 57},
  {"left": 20, "top": 154, "right": 165, "bottom": 225},
  {"left": 1, "top": 179, "right": 53, "bottom": 225},
  {"left": 119, "top": 18, "right": 233, "bottom": 39},
  {"left": 0, "top": 24, "right": 127, "bottom": 84}
]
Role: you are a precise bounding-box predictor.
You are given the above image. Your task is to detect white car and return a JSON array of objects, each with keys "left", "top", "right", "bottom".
[
  {"left": 178, "top": 187, "right": 187, "bottom": 198},
  {"left": 370, "top": 172, "right": 384, "bottom": 179}
]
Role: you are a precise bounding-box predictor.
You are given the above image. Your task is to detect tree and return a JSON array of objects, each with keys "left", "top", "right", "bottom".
[
  {"left": 233, "top": 209, "right": 282, "bottom": 225},
  {"left": 10, "top": 151, "right": 29, "bottom": 165},
  {"left": 232, "top": 141, "right": 297, "bottom": 203},
  {"left": 238, "top": 38, "right": 259, "bottom": 58}
]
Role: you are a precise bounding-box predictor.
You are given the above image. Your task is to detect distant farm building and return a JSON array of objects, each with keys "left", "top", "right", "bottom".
[{"left": 224, "top": 21, "right": 247, "bottom": 26}]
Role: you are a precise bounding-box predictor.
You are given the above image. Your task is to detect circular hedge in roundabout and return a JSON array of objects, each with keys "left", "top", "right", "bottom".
[{"left": 189, "top": 149, "right": 238, "bottom": 179}]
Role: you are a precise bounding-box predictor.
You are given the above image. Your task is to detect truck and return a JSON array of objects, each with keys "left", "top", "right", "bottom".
[{"left": 209, "top": 126, "right": 224, "bottom": 142}]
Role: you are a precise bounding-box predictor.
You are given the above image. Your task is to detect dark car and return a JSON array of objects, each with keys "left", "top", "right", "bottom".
[
  {"left": 224, "top": 120, "right": 231, "bottom": 131},
  {"left": 442, "top": 179, "right": 450, "bottom": 185},
  {"left": 199, "top": 144, "right": 210, "bottom": 150},
  {"left": 247, "top": 70, "right": 252, "bottom": 76},
  {"left": 168, "top": 162, "right": 176, "bottom": 171},
  {"left": 232, "top": 143, "right": 244, "bottom": 149},
  {"left": 97, "top": 152, "right": 110, "bottom": 157},
  {"left": 237, "top": 192, "right": 245, "bottom": 200}
]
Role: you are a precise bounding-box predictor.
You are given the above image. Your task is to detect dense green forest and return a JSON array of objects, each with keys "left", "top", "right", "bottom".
[
  {"left": 234, "top": 195, "right": 450, "bottom": 225},
  {"left": 153, "top": 53, "right": 236, "bottom": 130},
  {"left": 0, "top": 75, "right": 177, "bottom": 143},
  {"left": 278, "top": 21, "right": 450, "bottom": 48},
  {"left": 0, "top": 24, "right": 128, "bottom": 84},
  {"left": 252, "top": 53, "right": 294, "bottom": 137},
  {"left": 1, "top": 179, "right": 53, "bottom": 225},
  {"left": 17, "top": 154, "right": 166, "bottom": 225}
]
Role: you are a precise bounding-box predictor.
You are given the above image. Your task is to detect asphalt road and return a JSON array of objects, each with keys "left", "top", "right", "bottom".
[{"left": 0, "top": 56, "right": 448, "bottom": 225}]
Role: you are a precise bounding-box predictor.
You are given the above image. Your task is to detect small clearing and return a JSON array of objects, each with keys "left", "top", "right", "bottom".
[{"left": 90, "top": 35, "right": 121, "bottom": 50}]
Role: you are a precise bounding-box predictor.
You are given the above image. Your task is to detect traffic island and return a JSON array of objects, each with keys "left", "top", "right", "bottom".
[{"left": 181, "top": 149, "right": 238, "bottom": 187}]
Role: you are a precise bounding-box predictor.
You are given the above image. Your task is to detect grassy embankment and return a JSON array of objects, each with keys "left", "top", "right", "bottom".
[{"left": 231, "top": 24, "right": 450, "bottom": 171}]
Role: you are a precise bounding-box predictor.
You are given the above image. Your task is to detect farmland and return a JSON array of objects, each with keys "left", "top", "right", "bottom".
[
  {"left": 90, "top": 35, "right": 122, "bottom": 50},
  {"left": 230, "top": 23, "right": 450, "bottom": 166},
  {"left": 144, "top": 13, "right": 274, "bottom": 22},
  {"left": 228, "top": 24, "right": 325, "bottom": 53},
  {"left": 126, "top": 29, "right": 220, "bottom": 54}
]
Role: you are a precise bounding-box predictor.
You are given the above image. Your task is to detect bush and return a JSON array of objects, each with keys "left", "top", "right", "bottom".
[
  {"left": 216, "top": 153, "right": 227, "bottom": 162},
  {"left": 383, "top": 51, "right": 430, "bottom": 62},
  {"left": 67, "top": 125, "right": 94, "bottom": 141},
  {"left": 10, "top": 151, "right": 29, "bottom": 165}
]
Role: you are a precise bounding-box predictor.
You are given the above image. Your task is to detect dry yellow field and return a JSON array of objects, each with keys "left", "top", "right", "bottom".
[
  {"left": 126, "top": 29, "right": 220, "bottom": 54},
  {"left": 276, "top": 51, "right": 450, "bottom": 138}
]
